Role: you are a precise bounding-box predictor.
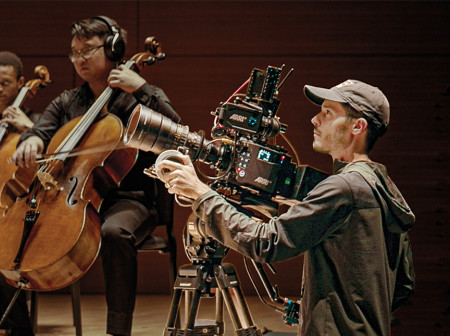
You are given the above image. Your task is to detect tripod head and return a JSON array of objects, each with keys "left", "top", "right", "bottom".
[{"left": 183, "top": 212, "right": 229, "bottom": 264}]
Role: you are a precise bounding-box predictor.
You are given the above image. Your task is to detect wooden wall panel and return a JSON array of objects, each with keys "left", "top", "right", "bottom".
[
  {"left": 138, "top": 1, "right": 450, "bottom": 56},
  {"left": 19, "top": 56, "right": 75, "bottom": 114},
  {"left": 1, "top": 1, "right": 140, "bottom": 56},
  {"left": 0, "top": 1, "right": 449, "bottom": 334}
]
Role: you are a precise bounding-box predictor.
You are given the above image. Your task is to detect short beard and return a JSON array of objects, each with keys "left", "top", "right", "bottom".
[{"left": 313, "top": 123, "right": 350, "bottom": 154}]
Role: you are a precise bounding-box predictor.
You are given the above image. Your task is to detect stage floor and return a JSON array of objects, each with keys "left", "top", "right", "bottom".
[{"left": 1, "top": 294, "right": 297, "bottom": 335}]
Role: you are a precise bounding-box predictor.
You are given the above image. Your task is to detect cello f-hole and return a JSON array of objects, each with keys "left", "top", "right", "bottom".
[{"left": 67, "top": 176, "right": 78, "bottom": 205}]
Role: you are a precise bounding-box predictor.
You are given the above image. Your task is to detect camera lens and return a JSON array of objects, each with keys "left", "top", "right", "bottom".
[{"left": 124, "top": 104, "right": 185, "bottom": 154}]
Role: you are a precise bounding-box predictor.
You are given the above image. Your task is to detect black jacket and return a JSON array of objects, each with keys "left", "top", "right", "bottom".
[{"left": 193, "top": 160, "right": 415, "bottom": 335}]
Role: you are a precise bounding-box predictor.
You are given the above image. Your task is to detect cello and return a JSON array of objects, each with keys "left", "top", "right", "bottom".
[
  {"left": 0, "top": 37, "right": 165, "bottom": 291},
  {"left": 0, "top": 65, "right": 52, "bottom": 217}
]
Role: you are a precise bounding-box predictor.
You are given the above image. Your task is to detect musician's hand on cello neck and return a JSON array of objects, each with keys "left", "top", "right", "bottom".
[
  {"left": 1, "top": 106, "right": 34, "bottom": 132},
  {"left": 108, "top": 65, "right": 146, "bottom": 93},
  {"left": 11, "top": 135, "right": 44, "bottom": 168}
]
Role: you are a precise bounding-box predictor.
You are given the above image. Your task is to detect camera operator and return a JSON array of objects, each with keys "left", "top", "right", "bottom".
[{"left": 157, "top": 80, "right": 415, "bottom": 336}]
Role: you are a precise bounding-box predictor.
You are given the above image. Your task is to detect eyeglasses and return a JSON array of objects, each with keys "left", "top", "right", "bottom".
[{"left": 68, "top": 45, "right": 104, "bottom": 63}]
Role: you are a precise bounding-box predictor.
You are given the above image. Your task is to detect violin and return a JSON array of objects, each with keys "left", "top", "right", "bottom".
[
  {"left": 0, "top": 65, "right": 52, "bottom": 217},
  {"left": 0, "top": 37, "right": 165, "bottom": 291}
]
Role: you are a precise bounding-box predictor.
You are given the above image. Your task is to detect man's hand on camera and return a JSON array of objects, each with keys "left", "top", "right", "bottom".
[{"left": 158, "top": 155, "right": 211, "bottom": 200}]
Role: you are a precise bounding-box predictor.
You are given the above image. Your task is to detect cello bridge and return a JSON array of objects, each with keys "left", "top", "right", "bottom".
[{"left": 37, "top": 171, "right": 64, "bottom": 191}]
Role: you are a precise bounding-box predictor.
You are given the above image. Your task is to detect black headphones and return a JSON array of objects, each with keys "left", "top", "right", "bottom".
[{"left": 92, "top": 16, "right": 125, "bottom": 62}]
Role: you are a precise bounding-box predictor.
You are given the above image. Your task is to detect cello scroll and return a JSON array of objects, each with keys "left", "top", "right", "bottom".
[
  {"left": 128, "top": 36, "right": 166, "bottom": 70},
  {"left": 24, "top": 65, "right": 52, "bottom": 99}
]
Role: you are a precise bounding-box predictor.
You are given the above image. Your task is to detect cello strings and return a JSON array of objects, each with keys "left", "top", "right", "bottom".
[
  {"left": 43, "top": 89, "right": 113, "bottom": 176},
  {"left": 53, "top": 88, "right": 112, "bottom": 156}
]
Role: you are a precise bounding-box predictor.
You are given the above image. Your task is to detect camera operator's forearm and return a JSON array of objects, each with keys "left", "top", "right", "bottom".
[
  {"left": 192, "top": 190, "right": 282, "bottom": 263},
  {"left": 191, "top": 183, "right": 212, "bottom": 200}
]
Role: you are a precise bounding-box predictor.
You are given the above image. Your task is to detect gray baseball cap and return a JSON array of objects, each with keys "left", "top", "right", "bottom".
[{"left": 304, "top": 79, "right": 390, "bottom": 136}]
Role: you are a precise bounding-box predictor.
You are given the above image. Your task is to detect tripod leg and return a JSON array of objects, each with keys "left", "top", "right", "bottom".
[
  {"left": 215, "top": 264, "right": 262, "bottom": 335},
  {"left": 165, "top": 264, "right": 213, "bottom": 336},
  {"left": 185, "top": 289, "right": 202, "bottom": 333},
  {"left": 215, "top": 289, "right": 224, "bottom": 327},
  {"left": 184, "top": 290, "right": 193, "bottom": 327},
  {"left": 165, "top": 288, "right": 183, "bottom": 329}
]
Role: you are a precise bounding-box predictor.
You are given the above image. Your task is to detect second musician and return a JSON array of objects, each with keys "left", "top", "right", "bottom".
[
  {"left": 0, "top": 50, "right": 36, "bottom": 336},
  {"left": 11, "top": 16, "right": 180, "bottom": 336},
  {"left": 0, "top": 51, "right": 39, "bottom": 134}
]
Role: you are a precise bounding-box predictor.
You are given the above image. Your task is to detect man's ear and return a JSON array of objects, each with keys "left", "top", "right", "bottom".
[
  {"left": 352, "top": 118, "right": 368, "bottom": 135},
  {"left": 18, "top": 76, "right": 25, "bottom": 89}
]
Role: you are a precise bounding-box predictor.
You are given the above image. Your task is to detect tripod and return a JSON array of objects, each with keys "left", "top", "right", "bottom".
[{"left": 163, "top": 216, "right": 262, "bottom": 336}]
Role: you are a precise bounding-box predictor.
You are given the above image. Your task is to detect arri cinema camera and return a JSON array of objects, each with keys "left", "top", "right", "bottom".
[{"left": 123, "top": 65, "right": 326, "bottom": 212}]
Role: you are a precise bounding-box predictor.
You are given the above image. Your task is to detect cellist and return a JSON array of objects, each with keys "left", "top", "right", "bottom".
[
  {"left": 0, "top": 51, "right": 36, "bottom": 336},
  {"left": 0, "top": 51, "right": 39, "bottom": 135},
  {"left": 11, "top": 16, "right": 180, "bottom": 336}
]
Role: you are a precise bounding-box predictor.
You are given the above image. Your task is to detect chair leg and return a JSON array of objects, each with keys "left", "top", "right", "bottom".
[
  {"left": 169, "top": 248, "right": 177, "bottom": 287},
  {"left": 70, "top": 281, "right": 82, "bottom": 336},
  {"left": 28, "top": 282, "right": 82, "bottom": 336},
  {"left": 29, "top": 291, "right": 38, "bottom": 334}
]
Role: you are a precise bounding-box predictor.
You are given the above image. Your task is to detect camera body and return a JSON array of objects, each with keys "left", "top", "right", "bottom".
[
  {"left": 124, "top": 65, "right": 327, "bottom": 210},
  {"left": 207, "top": 66, "right": 326, "bottom": 208},
  {"left": 207, "top": 66, "right": 297, "bottom": 204}
]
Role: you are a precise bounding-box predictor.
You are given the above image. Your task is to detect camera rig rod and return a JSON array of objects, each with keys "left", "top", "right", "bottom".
[{"left": 245, "top": 258, "right": 301, "bottom": 327}]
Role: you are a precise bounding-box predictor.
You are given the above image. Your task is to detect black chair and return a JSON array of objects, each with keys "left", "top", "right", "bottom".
[
  {"left": 136, "top": 179, "right": 177, "bottom": 286},
  {"left": 29, "top": 281, "right": 81, "bottom": 336}
]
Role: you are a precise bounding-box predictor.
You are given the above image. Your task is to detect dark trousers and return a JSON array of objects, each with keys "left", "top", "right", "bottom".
[
  {"left": 100, "top": 199, "right": 157, "bottom": 336},
  {"left": 0, "top": 277, "right": 34, "bottom": 335}
]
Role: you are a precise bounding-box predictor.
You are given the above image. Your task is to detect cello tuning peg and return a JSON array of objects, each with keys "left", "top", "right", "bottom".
[
  {"left": 145, "top": 56, "right": 156, "bottom": 65},
  {"left": 156, "top": 53, "right": 166, "bottom": 61}
]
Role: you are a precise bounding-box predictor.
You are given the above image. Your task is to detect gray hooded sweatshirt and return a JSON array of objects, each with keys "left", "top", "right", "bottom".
[{"left": 192, "top": 160, "right": 415, "bottom": 335}]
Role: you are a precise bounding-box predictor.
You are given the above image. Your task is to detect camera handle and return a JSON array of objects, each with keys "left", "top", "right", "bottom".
[
  {"left": 144, "top": 150, "right": 195, "bottom": 207},
  {"left": 143, "top": 165, "right": 193, "bottom": 207}
]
